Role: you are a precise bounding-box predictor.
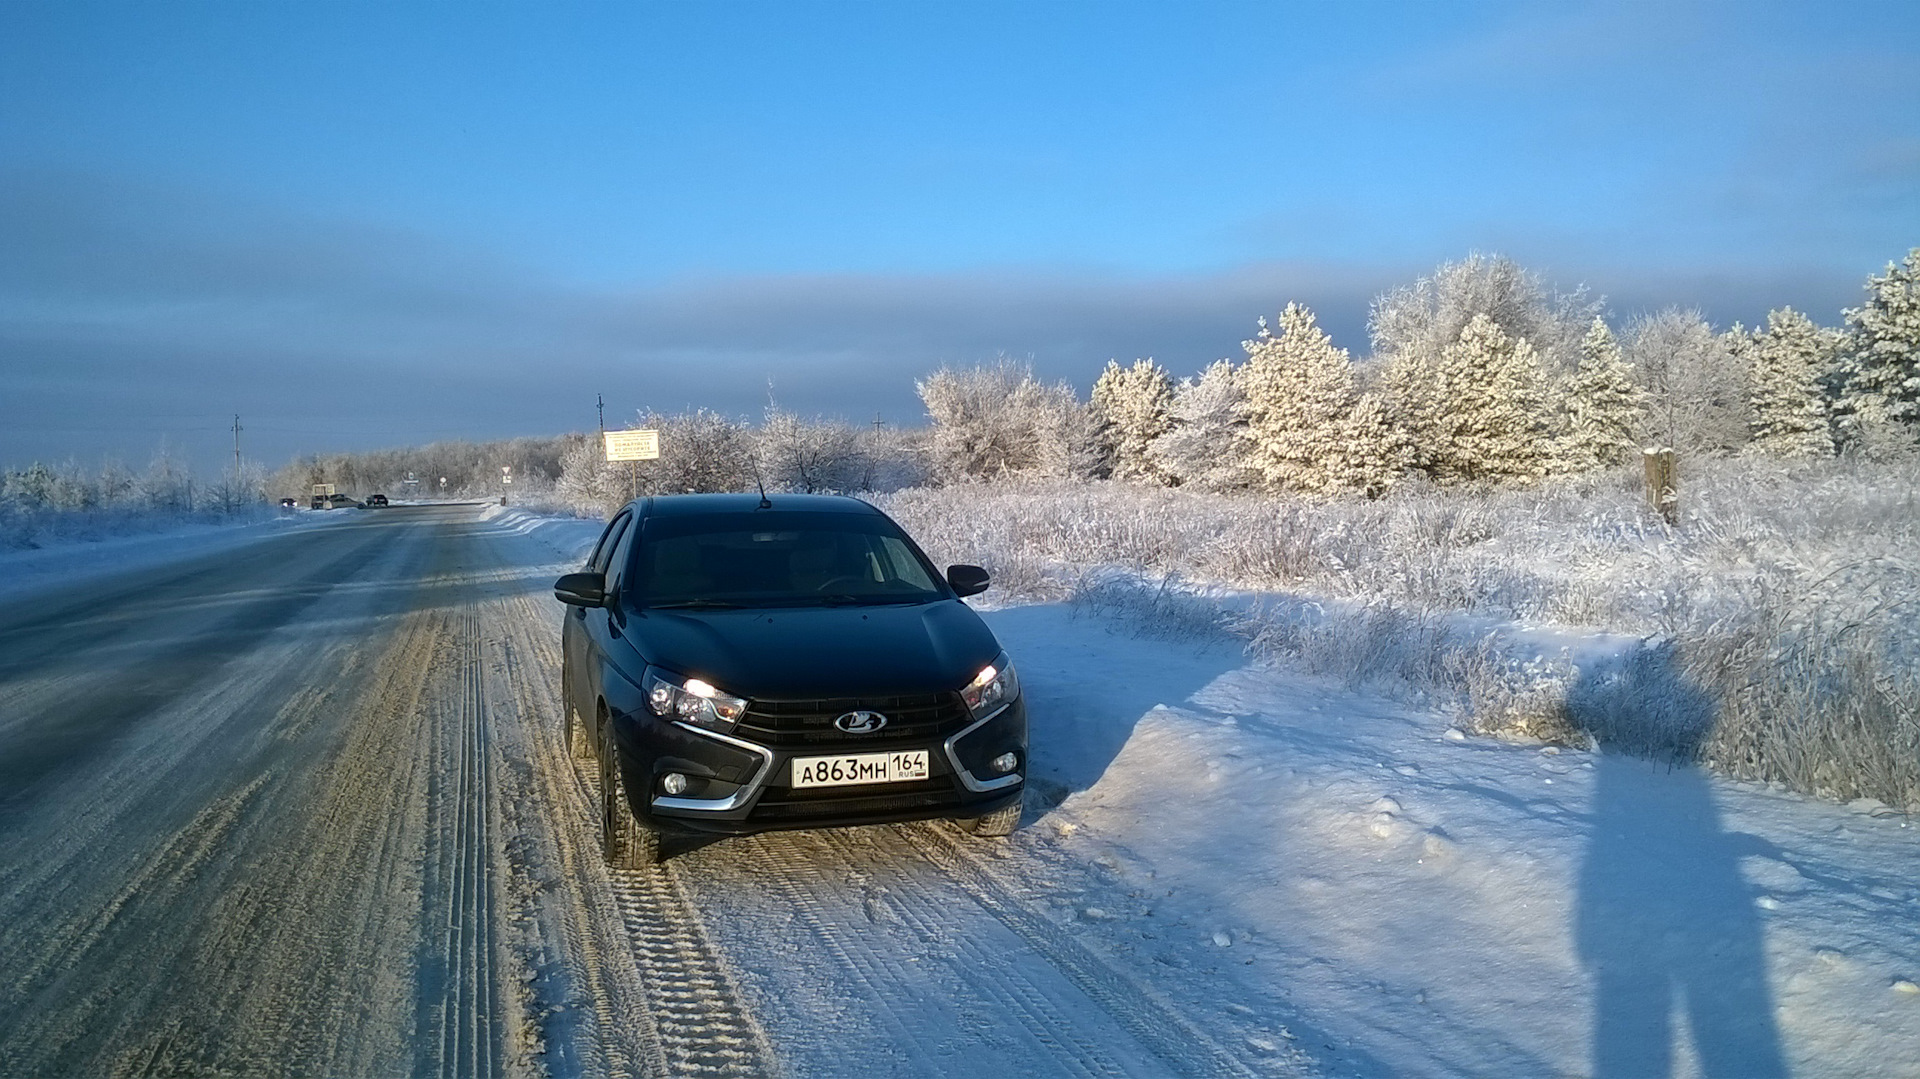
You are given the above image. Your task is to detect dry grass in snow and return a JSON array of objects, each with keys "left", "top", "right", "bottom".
[{"left": 877, "top": 454, "right": 1920, "bottom": 808}]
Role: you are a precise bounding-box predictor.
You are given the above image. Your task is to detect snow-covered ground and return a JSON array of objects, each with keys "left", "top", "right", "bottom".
[
  {"left": 987, "top": 606, "right": 1920, "bottom": 1076},
  {"left": 0, "top": 506, "right": 356, "bottom": 605},
  {"left": 4, "top": 501, "right": 1915, "bottom": 1077}
]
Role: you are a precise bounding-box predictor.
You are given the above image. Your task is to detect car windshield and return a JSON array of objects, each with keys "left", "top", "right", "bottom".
[{"left": 631, "top": 512, "right": 947, "bottom": 608}]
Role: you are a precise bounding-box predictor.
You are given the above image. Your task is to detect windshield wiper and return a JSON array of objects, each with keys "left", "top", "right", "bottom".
[{"left": 648, "top": 599, "right": 743, "bottom": 610}]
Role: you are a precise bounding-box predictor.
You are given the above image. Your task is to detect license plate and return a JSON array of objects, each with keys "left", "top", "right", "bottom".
[{"left": 791, "top": 750, "right": 929, "bottom": 788}]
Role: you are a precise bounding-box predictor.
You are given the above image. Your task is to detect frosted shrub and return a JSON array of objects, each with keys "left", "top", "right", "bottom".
[{"left": 877, "top": 452, "right": 1920, "bottom": 806}]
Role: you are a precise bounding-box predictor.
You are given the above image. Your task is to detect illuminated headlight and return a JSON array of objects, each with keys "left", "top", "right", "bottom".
[
  {"left": 961, "top": 653, "right": 1019, "bottom": 719},
  {"left": 643, "top": 670, "right": 747, "bottom": 734}
]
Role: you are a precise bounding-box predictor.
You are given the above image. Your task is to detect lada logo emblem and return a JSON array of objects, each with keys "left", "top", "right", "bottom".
[{"left": 834, "top": 710, "right": 888, "bottom": 734}]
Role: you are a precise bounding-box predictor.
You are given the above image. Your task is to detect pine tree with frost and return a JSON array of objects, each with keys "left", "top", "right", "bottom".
[
  {"left": 1327, "top": 392, "right": 1404, "bottom": 497},
  {"left": 1833, "top": 248, "right": 1920, "bottom": 452},
  {"left": 1560, "top": 318, "right": 1646, "bottom": 471},
  {"left": 1240, "top": 303, "right": 1390, "bottom": 493},
  {"left": 1146, "top": 360, "right": 1258, "bottom": 491},
  {"left": 1090, "top": 358, "right": 1175, "bottom": 484},
  {"left": 1742, "top": 307, "right": 1835, "bottom": 458},
  {"left": 1421, "top": 313, "right": 1556, "bottom": 483}
]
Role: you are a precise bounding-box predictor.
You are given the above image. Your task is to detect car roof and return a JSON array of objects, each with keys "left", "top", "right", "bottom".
[{"left": 631, "top": 493, "right": 881, "bottom": 518}]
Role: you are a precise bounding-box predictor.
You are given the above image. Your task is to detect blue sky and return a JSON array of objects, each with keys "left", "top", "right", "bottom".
[{"left": 2, "top": 1, "right": 1916, "bottom": 475}]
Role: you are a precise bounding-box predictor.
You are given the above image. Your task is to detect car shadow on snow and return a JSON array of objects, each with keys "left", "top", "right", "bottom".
[
  {"left": 1569, "top": 648, "right": 1788, "bottom": 1079},
  {"left": 979, "top": 601, "right": 1249, "bottom": 815}
]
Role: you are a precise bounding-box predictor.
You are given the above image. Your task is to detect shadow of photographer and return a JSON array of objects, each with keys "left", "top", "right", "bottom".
[{"left": 1572, "top": 643, "right": 1788, "bottom": 1078}]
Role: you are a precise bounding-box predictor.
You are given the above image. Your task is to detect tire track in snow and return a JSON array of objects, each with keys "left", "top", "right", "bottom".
[
  {"left": 734, "top": 829, "right": 1146, "bottom": 1078},
  {"left": 906, "top": 824, "right": 1283, "bottom": 1079},
  {"left": 485, "top": 572, "right": 774, "bottom": 1079},
  {"left": 418, "top": 610, "right": 507, "bottom": 1079}
]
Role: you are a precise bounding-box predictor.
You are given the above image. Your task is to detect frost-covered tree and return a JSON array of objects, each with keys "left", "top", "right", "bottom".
[
  {"left": 917, "top": 360, "right": 1094, "bottom": 482},
  {"left": 1146, "top": 360, "right": 1259, "bottom": 491},
  {"left": 1089, "top": 358, "right": 1174, "bottom": 484},
  {"left": 1371, "top": 252, "right": 1601, "bottom": 380},
  {"left": 1623, "top": 308, "right": 1748, "bottom": 454},
  {"left": 1240, "top": 303, "right": 1396, "bottom": 494},
  {"left": 1741, "top": 308, "right": 1835, "bottom": 458},
  {"left": 1832, "top": 248, "right": 1920, "bottom": 453},
  {"left": 759, "top": 409, "right": 868, "bottom": 493},
  {"left": 1401, "top": 313, "right": 1557, "bottom": 483},
  {"left": 1559, "top": 318, "right": 1646, "bottom": 472}
]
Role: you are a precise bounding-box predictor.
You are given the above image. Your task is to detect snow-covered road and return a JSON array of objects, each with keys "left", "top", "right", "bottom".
[{"left": 0, "top": 503, "right": 1914, "bottom": 1078}]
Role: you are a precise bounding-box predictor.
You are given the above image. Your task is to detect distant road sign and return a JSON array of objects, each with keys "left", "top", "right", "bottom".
[
  {"left": 311, "top": 483, "right": 335, "bottom": 496},
  {"left": 604, "top": 429, "right": 661, "bottom": 462}
]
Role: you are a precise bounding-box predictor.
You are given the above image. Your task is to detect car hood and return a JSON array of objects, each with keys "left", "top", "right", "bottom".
[{"left": 624, "top": 600, "right": 1001, "bottom": 700}]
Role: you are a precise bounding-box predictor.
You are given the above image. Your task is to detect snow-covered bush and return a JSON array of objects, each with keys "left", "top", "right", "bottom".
[
  {"left": 916, "top": 360, "right": 1096, "bottom": 483},
  {"left": 757, "top": 409, "right": 871, "bottom": 494},
  {"left": 877, "top": 453, "right": 1920, "bottom": 807},
  {"left": 1146, "top": 360, "right": 1258, "bottom": 492},
  {"left": 1624, "top": 308, "right": 1749, "bottom": 454},
  {"left": 0, "top": 453, "right": 271, "bottom": 550},
  {"left": 1369, "top": 251, "right": 1598, "bottom": 379}
]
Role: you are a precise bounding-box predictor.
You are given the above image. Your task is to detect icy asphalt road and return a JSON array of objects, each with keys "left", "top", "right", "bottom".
[{"left": 0, "top": 504, "right": 1298, "bottom": 1079}]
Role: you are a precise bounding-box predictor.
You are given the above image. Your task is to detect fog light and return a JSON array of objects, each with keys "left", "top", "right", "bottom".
[
  {"left": 990, "top": 752, "right": 1018, "bottom": 774},
  {"left": 661, "top": 773, "right": 688, "bottom": 796}
]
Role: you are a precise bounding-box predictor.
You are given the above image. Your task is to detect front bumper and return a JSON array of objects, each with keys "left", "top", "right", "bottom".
[{"left": 608, "top": 691, "right": 1027, "bottom": 836}]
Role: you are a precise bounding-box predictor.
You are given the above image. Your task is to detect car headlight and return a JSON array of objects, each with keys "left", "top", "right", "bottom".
[
  {"left": 643, "top": 669, "right": 748, "bottom": 734},
  {"left": 960, "top": 653, "right": 1018, "bottom": 719}
]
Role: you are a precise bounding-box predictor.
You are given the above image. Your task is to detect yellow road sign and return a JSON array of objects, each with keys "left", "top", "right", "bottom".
[{"left": 604, "top": 429, "right": 660, "bottom": 462}]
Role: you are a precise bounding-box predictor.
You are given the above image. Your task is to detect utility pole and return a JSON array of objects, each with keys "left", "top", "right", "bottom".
[
  {"left": 232, "top": 414, "right": 243, "bottom": 478},
  {"left": 597, "top": 393, "right": 605, "bottom": 438}
]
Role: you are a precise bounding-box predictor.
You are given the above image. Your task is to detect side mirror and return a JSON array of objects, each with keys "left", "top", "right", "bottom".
[
  {"left": 946, "top": 564, "right": 990, "bottom": 598},
  {"left": 554, "top": 571, "right": 607, "bottom": 607}
]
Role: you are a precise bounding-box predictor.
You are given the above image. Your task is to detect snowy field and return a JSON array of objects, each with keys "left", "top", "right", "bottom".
[{"left": 2, "top": 501, "right": 1914, "bottom": 1078}]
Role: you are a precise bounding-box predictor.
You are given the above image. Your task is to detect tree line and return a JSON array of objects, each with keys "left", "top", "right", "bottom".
[{"left": 923, "top": 249, "right": 1920, "bottom": 493}]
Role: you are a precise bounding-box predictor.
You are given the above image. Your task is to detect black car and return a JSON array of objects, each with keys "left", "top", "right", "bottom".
[
  {"left": 555, "top": 494, "right": 1025, "bottom": 867},
  {"left": 366, "top": 493, "right": 390, "bottom": 507}
]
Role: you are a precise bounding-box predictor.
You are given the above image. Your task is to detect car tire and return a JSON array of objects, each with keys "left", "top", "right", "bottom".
[
  {"left": 969, "top": 792, "right": 1023, "bottom": 838},
  {"left": 564, "top": 680, "right": 594, "bottom": 761},
  {"left": 599, "top": 714, "right": 660, "bottom": 868}
]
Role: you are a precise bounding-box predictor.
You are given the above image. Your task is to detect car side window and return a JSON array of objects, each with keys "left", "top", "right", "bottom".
[
  {"left": 604, "top": 515, "right": 640, "bottom": 596},
  {"left": 591, "top": 512, "right": 631, "bottom": 574}
]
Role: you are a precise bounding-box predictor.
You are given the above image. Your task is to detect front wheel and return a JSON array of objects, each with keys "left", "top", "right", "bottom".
[
  {"left": 565, "top": 691, "right": 594, "bottom": 761},
  {"left": 969, "top": 792, "right": 1023, "bottom": 838},
  {"left": 599, "top": 716, "right": 660, "bottom": 868}
]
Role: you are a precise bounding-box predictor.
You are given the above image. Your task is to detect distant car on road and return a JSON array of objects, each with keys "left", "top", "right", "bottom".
[
  {"left": 366, "top": 493, "right": 390, "bottom": 507},
  {"left": 555, "top": 493, "right": 1025, "bottom": 867},
  {"left": 311, "top": 493, "right": 363, "bottom": 510},
  {"left": 279, "top": 497, "right": 298, "bottom": 510}
]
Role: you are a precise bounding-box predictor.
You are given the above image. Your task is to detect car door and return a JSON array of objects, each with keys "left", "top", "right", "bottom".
[
  {"left": 581, "top": 511, "right": 641, "bottom": 731},
  {"left": 565, "top": 510, "right": 631, "bottom": 718}
]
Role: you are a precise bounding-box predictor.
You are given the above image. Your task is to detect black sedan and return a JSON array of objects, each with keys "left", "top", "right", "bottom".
[{"left": 555, "top": 494, "right": 1025, "bottom": 867}]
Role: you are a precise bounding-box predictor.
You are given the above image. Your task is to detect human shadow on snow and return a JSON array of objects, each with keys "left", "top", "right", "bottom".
[{"left": 1570, "top": 646, "right": 1787, "bottom": 1079}]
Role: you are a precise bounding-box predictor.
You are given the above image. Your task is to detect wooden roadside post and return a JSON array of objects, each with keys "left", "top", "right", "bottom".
[{"left": 1643, "top": 447, "right": 1678, "bottom": 525}]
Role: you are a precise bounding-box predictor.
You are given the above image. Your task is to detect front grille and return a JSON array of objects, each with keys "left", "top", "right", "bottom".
[{"left": 736, "top": 691, "right": 969, "bottom": 748}]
